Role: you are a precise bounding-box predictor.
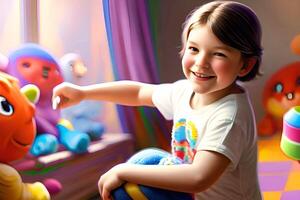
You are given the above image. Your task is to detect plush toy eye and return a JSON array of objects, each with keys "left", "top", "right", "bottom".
[
  {"left": 22, "top": 62, "right": 31, "bottom": 68},
  {"left": 0, "top": 96, "right": 14, "bottom": 116},
  {"left": 274, "top": 83, "right": 283, "bottom": 93}
]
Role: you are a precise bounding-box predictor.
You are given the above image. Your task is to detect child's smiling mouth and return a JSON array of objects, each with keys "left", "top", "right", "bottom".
[{"left": 192, "top": 72, "right": 215, "bottom": 80}]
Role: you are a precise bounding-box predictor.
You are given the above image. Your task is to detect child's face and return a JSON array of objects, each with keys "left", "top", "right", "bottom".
[{"left": 182, "top": 25, "right": 244, "bottom": 96}]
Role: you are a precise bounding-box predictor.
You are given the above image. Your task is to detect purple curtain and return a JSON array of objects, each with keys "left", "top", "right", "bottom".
[{"left": 103, "top": 0, "right": 171, "bottom": 150}]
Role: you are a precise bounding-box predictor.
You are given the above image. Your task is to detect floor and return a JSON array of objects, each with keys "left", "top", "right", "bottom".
[{"left": 258, "top": 133, "right": 300, "bottom": 200}]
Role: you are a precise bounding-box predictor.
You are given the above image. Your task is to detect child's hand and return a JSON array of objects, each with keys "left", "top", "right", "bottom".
[
  {"left": 52, "top": 82, "right": 84, "bottom": 109},
  {"left": 98, "top": 164, "right": 125, "bottom": 200}
]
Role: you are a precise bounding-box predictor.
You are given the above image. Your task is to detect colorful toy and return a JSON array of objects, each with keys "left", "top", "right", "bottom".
[
  {"left": 112, "top": 148, "right": 194, "bottom": 200},
  {"left": 59, "top": 53, "right": 105, "bottom": 140},
  {"left": 0, "top": 71, "right": 50, "bottom": 200},
  {"left": 280, "top": 106, "right": 300, "bottom": 160},
  {"left": 6, "top": 43, "right": 90, "bottom": 156},
  {"left": 258, "top": 35, "right": 300, "bottom": 136},
  {"left": 258, "top": 62, "right": 300, "bottom": 136}
]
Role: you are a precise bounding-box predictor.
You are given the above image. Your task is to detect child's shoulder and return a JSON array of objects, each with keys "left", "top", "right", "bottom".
[
  {"left": 161, "top": 79, "right": 192, "bottom": 96},
  {"left": 172, "top": 79, "right": 190, "bottom": 87},
  {"left": 210, "top": 93, "right": 250, "bottom": 121}
]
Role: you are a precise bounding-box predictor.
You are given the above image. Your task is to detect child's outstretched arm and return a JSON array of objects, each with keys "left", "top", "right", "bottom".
[
  {"left": 52, "top": 81, "right": 156, "bottom": 109},
  {"left": 98, "top": 150, "right": 230, "bottom": 200}
]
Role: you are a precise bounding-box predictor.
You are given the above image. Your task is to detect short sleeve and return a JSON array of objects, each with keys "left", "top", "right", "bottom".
[
  {"left": 152, "top": 80, "right": 190, "bottom": 120},
  {"left": 152, "top": 83, "right": 174, "bottom": 120},
  {"left": 197, "top": 119, "right": 245, "bottom": 169}
]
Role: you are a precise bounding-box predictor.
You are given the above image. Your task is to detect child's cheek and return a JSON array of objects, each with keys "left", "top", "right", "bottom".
[
  {"left": 182, "top": 55, "right": 193, "bottom": 68},
  {"left": 212, "top": 60, "right": 231, "bottom": 73}
]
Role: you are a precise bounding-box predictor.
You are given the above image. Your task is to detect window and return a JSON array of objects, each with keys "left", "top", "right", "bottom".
[
  {"left": 39, "top": 1, "right": 120, "bottom": 132},
  {"left": 0, "top": 1, "right": 21, "bottom": 55},
  {"left": 0, "top": 0, "right": 120, "bottom": 133}
]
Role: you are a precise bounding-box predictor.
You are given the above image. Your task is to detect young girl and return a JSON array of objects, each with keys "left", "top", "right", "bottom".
[{"left": 52, "top": 1, "right": 263, "bottom": 199}]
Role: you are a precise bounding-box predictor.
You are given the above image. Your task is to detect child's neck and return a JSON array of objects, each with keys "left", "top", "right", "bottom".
[{"left": 190, "top": 83, "right": 243, "bottom": 109}]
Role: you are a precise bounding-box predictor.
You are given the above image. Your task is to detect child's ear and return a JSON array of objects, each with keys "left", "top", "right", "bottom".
[{"left": 238, "top": 58, "right": 256, "bottom": 77}]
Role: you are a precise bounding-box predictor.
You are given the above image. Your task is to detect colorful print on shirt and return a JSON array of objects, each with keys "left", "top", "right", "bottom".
[{"left": 172, "top": 118, "right": 198, "bottom": 163}]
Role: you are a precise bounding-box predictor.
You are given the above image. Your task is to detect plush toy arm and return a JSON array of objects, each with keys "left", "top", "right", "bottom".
[
  {"left": 0, "top": 163, "right": 50, "bottom": 200},
  {"left": 25, "top": 182, "right": 50, "bottom": 200}
]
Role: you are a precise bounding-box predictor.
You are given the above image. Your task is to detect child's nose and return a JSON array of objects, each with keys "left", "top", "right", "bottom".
[{"left": 195, "top": 52, "right": 209, "bottom": 68}]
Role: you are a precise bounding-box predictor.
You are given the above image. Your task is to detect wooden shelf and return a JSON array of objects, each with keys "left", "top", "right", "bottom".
[{"left": 12, "top": 133, "right": 134, "bottom": 200}]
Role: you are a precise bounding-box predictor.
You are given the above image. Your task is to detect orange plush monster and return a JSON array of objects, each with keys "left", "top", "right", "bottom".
[
  {"left": 0, "top": 73, "right": 36, "bottom": 163},
  {"left": 258, "top": 34, "right": 300, "bottom": 136},
  {"left": 0, "top": 71, "right": 50, "bottom": 200}
]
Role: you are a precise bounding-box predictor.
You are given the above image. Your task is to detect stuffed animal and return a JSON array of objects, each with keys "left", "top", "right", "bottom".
[
  {"left": 112, "top": 148, "right": 194, "bottom": 200},
  {"left": 258, "top": 62, "right": 300, "bottom": 136},
  {"left": 5, "top": 43, "right": 90, "bottom": 156},
  {"left": 281, "top": 35, "right": 300, "bottom": 164},
  {"left": 0, "top": 71, "right": 50, "bottom": 200},
  {"left": 59, "top": 53, "right": 105, "bottom": 140},
  {"left": 258, "top": 34, "right": 300, "bottom": 136}
]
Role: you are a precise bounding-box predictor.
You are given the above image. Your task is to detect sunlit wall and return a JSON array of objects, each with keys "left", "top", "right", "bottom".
[{"left": 0, "top": 0, "right": 21, "bottom": 55}]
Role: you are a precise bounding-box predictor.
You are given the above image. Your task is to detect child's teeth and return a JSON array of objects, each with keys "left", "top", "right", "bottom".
[{"left": 195, "top": 73, "right": 208, "bottom": 78}]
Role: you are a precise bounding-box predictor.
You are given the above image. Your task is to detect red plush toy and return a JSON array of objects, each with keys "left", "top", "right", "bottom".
[{"left": 258, "top": 34, "right": 300, "bottom": 136}]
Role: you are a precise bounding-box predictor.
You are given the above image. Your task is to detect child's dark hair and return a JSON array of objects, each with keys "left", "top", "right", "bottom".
[{"left": 180, "top": 1, "right": 263, "bottom": 81}]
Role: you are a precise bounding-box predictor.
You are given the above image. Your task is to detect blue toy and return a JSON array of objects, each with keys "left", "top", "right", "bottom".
[
  {"left": 112, "top": 148, "right": 194, "bottom": 200},
  {"left": 30, "top": 134, "right": 59, "bottom": 156},
  {"left": 56, "top": 119, "right": 90, "bottom": 154},
  {"left": 59, "top": 53, "right": 105, "bottom": 140}
]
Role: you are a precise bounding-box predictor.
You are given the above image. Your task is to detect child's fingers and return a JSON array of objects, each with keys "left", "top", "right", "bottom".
[
  {"left": 52, "top": 96, "right": 60, "bottom": 110},
  {"left": 52, "top": 85, "right": 64, "bottom": 109},
  {"left": 52, "top": 82, "right": 72, "bottom": 109},
  {"left": 53, "top": 96, "right": 73, "bottom": 110},
  {"left": 98, "top": 178, "right": 103, "bottom": 198},
  {"left": 101, "top": 189, "right": 111, "bottom": 200}
]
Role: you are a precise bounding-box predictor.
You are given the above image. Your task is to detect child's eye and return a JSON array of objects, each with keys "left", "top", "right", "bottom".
[
  {"left": 214, "top": 52, "right": 226, "bottom": 57},
  {"left": 188, "top": 46, "right": 198, "bottom": 52}
]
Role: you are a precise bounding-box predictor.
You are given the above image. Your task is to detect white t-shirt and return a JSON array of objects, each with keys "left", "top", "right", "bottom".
[{"left": 152, "top": 80, "right": 262, "bottom": 200}]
